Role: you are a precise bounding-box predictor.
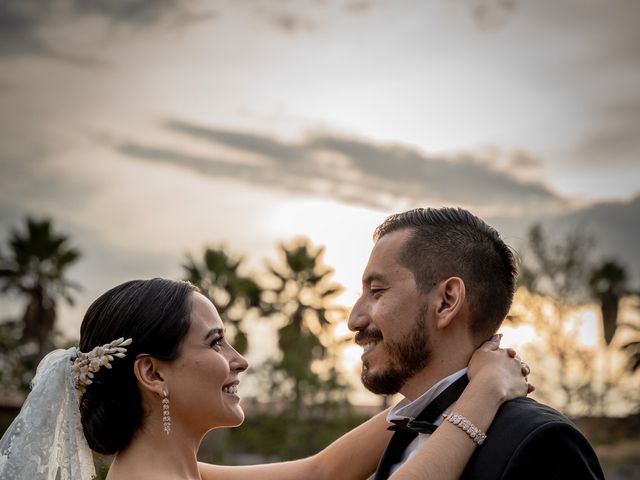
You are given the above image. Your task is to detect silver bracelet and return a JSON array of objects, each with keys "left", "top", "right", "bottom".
[{"left": 442, "top": 412, "right": 487, "bottom": 445}]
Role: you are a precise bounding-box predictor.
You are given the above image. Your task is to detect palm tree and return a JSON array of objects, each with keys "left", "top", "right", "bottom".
[
  {"left": 621, "top": 297, "right": 640, "bottom": 374},
  {"left": 589, "top": 260, "right": 628, "bottom": 346},
  {"left": 264, "top": 238, "right": 346, "bottom": 417},
  {"left": 183, "top": 246, "right": 263, "bottom": 354},
  {"left": 622, "top": 332, "right": 640, "bottom": 373},
  {"left": 0, "top": 217, "right": 81, "bottom": 358}
]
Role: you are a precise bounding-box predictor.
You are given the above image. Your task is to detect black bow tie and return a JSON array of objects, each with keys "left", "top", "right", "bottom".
[
  {"left": 386, "top": 374, "right": 470, "bottom": 436},
  {"left": 387, "top": 417, "right": 438, "bottom": 435},
  {"left": 373, "top": 375, "right": 470, "bottom": 480}
]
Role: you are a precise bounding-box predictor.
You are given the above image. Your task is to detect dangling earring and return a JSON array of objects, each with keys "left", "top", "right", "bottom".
[{"left": 162, "top": 390, "right": 171, "bottom": 435}]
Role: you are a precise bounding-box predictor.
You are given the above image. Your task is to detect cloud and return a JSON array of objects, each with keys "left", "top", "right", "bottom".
[
  {"left": 269, "top": 12, "right": 316, "bottom": 33},
  {"left": 570, "top": 99, "right": 640, "bottom": 166},
  {"left": 252, "top": 0, "right": 378, "bottom": 35},
  {"left": 0, "top": 2, "right": 56, "bottom": 58},
  {"left": 166, "top": 121, "right": 301, "bottom": 164},
  {"left": 345, "top": 1, "right": 375, "bottom": 14},
  {"left": 89, "top": 122, "right": 640, "bottom": 285},
  {"left": 508, "top": 151, "right": 542, "bottom": 169},
  {"left": 70, "top": 0, "right": 214, "bottom": 26},
  {"left": 535, "top": 0, "right": 640, "bottom": 73},
  {"left": 117, "top": 120, "right": 564, "bottom": 214},
  {"left": 467, "top": 0, "right": 518, "bottom": 31},
  {"left": 0, "top": 0, "right": 216, "bottom": 60},
  {"left": 558, "top": 195, "right": 640, "bottom": 269},
  {"left": 491, "top": 0, "right": 640, "bottom": 170},
  {"left": 489, "top": 194, "right": 640, "bottom": 283}
]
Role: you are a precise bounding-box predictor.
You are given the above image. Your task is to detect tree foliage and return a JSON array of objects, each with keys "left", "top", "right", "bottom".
[
  {"left": 183, "top": 246, "right": 263, "bottom": 354},
  {"left": 182, "top": 238, "right": 353, "bottom": 458},
  {"left": 261, "top": 238, "right": 350, "bottom": 418},
  {"left": 516, "top": 224, "right": 639, "bottom": 415},
  {"left": 183, "top": 239, "right": 352, "bottom": 418},
  {"left": 0, "top": 319, "right": 39, "bottom": 393},
  {"left": 621, "top": 298, "right": 640, "bottom": 374},
  {"left": 589, "top": 260, "right": 628, "bottom": 346},
  {"left": 0, "top": 318, "right": 74, "bottom": 395},
  {"left": 0, "top": 217, "right": 81, "bottom": 358},
  {"left": 519, "top": 224, "right": 594, "bottom": 305}
]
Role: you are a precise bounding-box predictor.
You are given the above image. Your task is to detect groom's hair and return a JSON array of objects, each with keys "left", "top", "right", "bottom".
[
  {"left": 79, "top": 278, "right": 197, "bottom": 454},
  {"left": 374, "top": 207, "right": 518, "bottom": 343}
]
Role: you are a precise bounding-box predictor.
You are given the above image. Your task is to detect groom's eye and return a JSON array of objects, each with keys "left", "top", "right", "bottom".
[{"left": 370, "top": 287, "right": 385, "bottom": 297}]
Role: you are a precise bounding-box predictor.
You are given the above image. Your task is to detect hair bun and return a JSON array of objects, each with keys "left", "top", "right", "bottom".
[{"left": 79, "top": 370, "right": 142, "bottom": 454}]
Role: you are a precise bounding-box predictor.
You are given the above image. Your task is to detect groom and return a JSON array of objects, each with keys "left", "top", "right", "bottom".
[{"left": 348, "top": 207, "right": 604, "bottom": 479}]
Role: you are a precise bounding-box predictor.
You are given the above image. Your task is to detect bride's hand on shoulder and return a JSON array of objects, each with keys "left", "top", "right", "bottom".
[{"left": 467, "top": 334, "right": 534, "bottom": 404}]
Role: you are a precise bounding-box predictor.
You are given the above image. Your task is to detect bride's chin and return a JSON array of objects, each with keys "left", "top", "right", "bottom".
[
  {"left": 231, "top": 417, "right": 245, "bottom": 427},
  {"left": 231, "top": 409, "right": 245, "bottom": 426},
  {"left": 220, "top": 408, "right": 245, "bottom": 428}
]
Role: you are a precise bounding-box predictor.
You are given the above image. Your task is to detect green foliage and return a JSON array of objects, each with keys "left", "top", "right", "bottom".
[
  {"left": 623, "top": 340, "right": 640, "bottom": 372},
  {"left": 0, "top": 217, "right": 81, "bottom": 357},
  {"left": 516, "top": 225, "right": 639, "bottom": 415},
  {"left": 183, "top": 246, "right": 264, "bottom": 354},
  {"left": 0, "top": 217, "right": 81, "bottom": 301},
  {"left": 589, "top": 260, "right": 628, "bottom": 346},
  {"left": 92, "top": 456, "right": 110, "bottom": 480},
  {"left": 184, "top": 239, "right": 352, "bottom": 417},
  {"left": 622, "top": 318, "right": 640, "bottom": 373},
  {"left": 182, "top": 237, "right": 356, "bottom": 461},
  {"left": 0, "top": 318, "right": 77, "bottom": 394},
  {"left": 262, "top": 238, "right": 350, "bottom": 417},
  {"left": 0, "top": 319, "right": 39, "bottom": 393},
  {"left": 198, "top": 410, "right": 369, "bottom": 463}
]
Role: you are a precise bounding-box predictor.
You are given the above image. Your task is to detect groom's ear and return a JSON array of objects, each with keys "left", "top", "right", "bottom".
[
  {"left": 133, "top": 354, "right": 166, "bottom": 397},
  {"left": 433, "top": 277, "right": 466, "bottom": 330}
]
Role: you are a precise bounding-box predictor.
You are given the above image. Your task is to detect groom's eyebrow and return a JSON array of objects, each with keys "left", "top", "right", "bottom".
[
  {"left": 203, "top": 328, "right": 224, "bottom": 341},
  {"left": 364, "top": 272, "right": 386, "bottom": 285}
]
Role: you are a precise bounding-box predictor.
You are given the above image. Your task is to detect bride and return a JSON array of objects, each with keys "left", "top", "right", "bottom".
[{"left": 0, "top": 278, "right": 531, "bottom": 480}]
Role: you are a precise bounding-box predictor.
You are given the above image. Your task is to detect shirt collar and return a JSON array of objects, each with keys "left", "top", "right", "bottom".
[{"left": 386, "top": 368, "right": 468, "bottom": 422}]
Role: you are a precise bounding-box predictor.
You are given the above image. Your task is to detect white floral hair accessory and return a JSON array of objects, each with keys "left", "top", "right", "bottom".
[
  {"left": 71, "top": 337, "right": 133, "bottom": 394},
  {"left": 0, "top": 338, "right": 134, "bottom": 479}
]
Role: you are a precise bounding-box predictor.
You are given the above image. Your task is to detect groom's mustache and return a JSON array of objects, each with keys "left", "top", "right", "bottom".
[{"left": 355, "top": 328, "right": 383, "bottom": 344}]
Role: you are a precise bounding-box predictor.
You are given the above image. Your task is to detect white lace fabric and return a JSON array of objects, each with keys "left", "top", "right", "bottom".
[{"left": 0, "top": 348, "right": 97, "bottom": 480}]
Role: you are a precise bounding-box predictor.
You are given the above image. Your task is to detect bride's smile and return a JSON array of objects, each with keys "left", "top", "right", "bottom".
[{"left": 159, "top": 292, "right": 248, "bottom": 433}]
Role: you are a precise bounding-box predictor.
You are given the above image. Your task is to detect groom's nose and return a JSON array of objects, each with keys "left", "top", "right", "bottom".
[{"left": 347, "top": 295, "right": 369, "bottom": 332}]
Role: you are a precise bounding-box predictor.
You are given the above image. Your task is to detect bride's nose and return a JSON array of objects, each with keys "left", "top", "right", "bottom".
[{"left": 230, "top": 348, "right": 248, "bottom": 373}]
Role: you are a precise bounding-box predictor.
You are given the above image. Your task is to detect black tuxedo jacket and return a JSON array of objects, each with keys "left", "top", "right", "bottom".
[
  {"left": 456, "top": 397, "right": 604, "bottom": 480},
  {"left": 376, "top": 397, "right": 604, "bottom": 479}
]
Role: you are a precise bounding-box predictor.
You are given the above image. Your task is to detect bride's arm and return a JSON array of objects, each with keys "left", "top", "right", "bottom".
[
  {"left": 199, "top": 408, "right": 392, "bottom": 480},
  {"left": 389, "top": 340, "right": 531, "bottom": 480},
  {"left": 199, "top": 338, "right": 530, "bottom": 480}
]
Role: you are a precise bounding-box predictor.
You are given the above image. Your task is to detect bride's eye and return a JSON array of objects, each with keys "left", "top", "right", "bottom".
[{"left": 210, "top": 337, "right": 224, "bottom": 350}]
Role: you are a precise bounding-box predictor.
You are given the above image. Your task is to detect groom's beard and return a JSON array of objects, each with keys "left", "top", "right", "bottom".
[{"left": 360, "top": 305, "right": 432, "bottom": 395}]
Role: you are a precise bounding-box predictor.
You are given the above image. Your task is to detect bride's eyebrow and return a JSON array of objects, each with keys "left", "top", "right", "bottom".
[{"left": 203, "top": 327, "right": 224, "bottom": 342}]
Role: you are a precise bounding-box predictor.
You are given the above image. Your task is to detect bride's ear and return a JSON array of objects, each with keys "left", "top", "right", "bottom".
[{"left": 134, "top": 355, "right": 166, "bottom": 397}]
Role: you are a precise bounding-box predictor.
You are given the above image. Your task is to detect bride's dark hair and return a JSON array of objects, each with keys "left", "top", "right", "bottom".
[{"left": 78, "top": 278, "right": 197, "bottom": 454}]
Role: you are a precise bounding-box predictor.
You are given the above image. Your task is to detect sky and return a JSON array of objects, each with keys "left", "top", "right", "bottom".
[{"left": 1, "top": 0, "right": 639, "bottom": 401}]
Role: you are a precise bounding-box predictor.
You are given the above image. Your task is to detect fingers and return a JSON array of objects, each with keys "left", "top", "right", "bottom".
[
  {"left": 507, "top": 347, "right": 534, "bottom": 395},
  {"left": 517, "top": 356, "right": 534, "bottom": 395},
  {"left": 482, "top": 333, "right": 503, "bottom": 351},
  {"left": 506, "top": 347, "right": 521, "bottom": 360}
]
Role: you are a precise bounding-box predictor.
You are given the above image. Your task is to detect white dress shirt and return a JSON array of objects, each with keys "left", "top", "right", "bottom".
[{"left": 385, "top": 368, "right": 468, "bottom": 476}]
